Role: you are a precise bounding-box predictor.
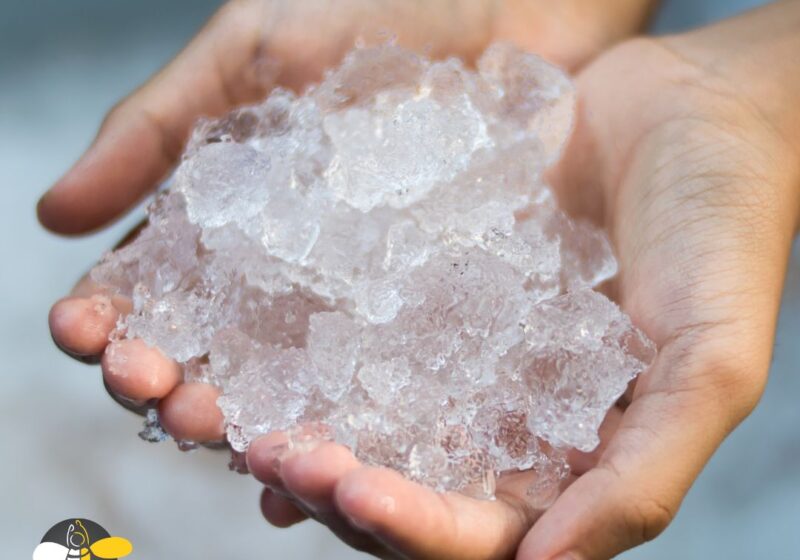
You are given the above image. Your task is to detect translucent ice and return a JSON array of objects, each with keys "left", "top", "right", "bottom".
[{"left": 92, "top": 43, "right": 655, "bottom": 499}]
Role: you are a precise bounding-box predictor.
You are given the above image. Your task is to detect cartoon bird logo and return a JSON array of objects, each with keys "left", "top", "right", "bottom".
[{"left": 33, "top": 518, "right": 132, "bottom": 560}]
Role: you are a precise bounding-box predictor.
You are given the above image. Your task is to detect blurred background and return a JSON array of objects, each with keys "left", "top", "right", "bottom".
[{"left": 2, "top": 0, "right": 797, "bottom": 557}]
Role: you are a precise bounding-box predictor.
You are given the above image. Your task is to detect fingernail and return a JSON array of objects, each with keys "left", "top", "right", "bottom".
[
  {"left": 345, "top": 513, "right": 376, "bottom": 532},
  {"left": 102, "top": 379, "right": 151, "bottom": 415},
  {"left": 51, "top": 334, "right": 101, "bottom": 364}
]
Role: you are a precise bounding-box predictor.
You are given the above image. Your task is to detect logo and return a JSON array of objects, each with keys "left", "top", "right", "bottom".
[{"left": 33, "top": 518, "right": 132, "bottom": 560}]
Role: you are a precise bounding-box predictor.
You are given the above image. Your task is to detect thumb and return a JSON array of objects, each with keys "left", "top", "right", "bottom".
[
  {"left": 517, "top": 337, "right": 768, "bottom": 560},
  {"left": 35, "top": 0, "right": 498, "bottom": 236},
  {"left": 37, "top": 0, "right": 271, "bottom": 235}
]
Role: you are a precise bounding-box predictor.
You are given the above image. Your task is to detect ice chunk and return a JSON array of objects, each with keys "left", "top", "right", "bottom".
[
  {"left": 91, "top": 43, "right": 655, "bottom": 499},
  {"left": 178, "top": 142, "right": 271, "bottom": 230},
  {"left": 324, "top": 90, "right": 491, "bottom": 211}
]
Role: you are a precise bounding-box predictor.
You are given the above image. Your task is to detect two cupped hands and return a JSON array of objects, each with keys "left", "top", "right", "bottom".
[{"left": 41, "top": 1, "right": 800, "bottom": 559}]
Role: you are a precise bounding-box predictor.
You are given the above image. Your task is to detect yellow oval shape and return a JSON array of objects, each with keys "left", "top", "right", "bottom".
[{"left": 89, "top": 536, "right": 133, "bottom": 558}]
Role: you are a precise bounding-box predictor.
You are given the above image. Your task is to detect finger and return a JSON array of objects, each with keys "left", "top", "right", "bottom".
[
  {"left": 158, "top": 382, "right": 225, "bottom": 443},
  {"left": 50, "top": 226, "right": 141, "bottom": 360},
  {"left": 49, "top": 295, "right": 121, "bottom": 361},
  {"left": 37, "top": 0, "right": 270, "bottom": 234},
  {"left": 101, "top": 339, "right": 181, "bottom": 401},
  {"left": 280, "top": 442, "right": 390, "bottom": 554},
  {"left": 566, "top": 404, "right": 623, "bottom": 476},
  {"left": 70, "top": 274, "right": 108, "bottom": 299},
  {"left": 259, "top": 487, "right": 308, "bottom": 528},
  {"left": 249, "top": 436, "right": 388, "bottom": 555},
  {"left": 280, "top": 441, "right": 361, "bottom": 511},
  {"left": 103, "top": 376, "right": 150, "bottom": 417},
  {"left": 517, "top": 341, "right": 765, "bottom": 560},
  {"left": 334, "top": 466, "right": 537, "bottom": 560},
  {"left": 618, "top": 376, "right": 638, "bottom": 408},
  {"left": 247, "top": 432, "right": 291, "bottom": 491}
]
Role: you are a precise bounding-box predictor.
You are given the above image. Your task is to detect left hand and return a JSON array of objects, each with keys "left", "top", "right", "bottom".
[{"left": 246, "top": 4, "right": 800, "bottom": 559}]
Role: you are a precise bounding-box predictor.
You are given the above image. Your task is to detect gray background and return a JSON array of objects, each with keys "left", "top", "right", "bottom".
[{"left": 2, "top": 0, "right": 797, "bottom": 557}]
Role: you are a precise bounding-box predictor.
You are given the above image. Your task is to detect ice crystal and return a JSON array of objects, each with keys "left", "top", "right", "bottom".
[{"left": 93, "top": 43, "right": 655, "bottom": 499}]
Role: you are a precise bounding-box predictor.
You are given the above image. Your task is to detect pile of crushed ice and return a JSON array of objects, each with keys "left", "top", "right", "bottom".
[{"left": 93, "top": 43, "right": 655, "bottom": 500}]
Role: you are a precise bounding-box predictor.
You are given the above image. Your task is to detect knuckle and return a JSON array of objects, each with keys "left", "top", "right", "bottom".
[
  {"left": 692, "top": 350, "right": 769, "bottom": 422},
  {"left": 668, "top": 328, "right": 770, "bottom": 424},
  {"left": 101, "top": 99, "right": 129, "bottom": 129},
  {"left": 712, "top": 364, "right": 767, "bottom": 420},
  {"left": 622, "top": 496, "right": 675, "bottom": 544},
  {"left": 217, "top": 0, "right": 261, "bottom": 27},
  {"left": 213, "top": 0, "right": 274, "bottom": 101},
  {"left": 685, "top": 362, "right": 767, "bottom": 429}
]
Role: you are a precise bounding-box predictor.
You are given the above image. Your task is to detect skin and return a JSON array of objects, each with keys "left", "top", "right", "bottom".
[{"left": 41, "top": 0, "right": 800, "bottom": 559}]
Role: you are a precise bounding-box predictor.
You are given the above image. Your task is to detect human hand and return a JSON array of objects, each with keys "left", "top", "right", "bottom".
[
  {"left": 44, "top": 0, "right": 655, "bottom": 459},
  {"left": 513, "top": 5, "right": 800, "bottom": 557},
  {"left": 244, "top": 3, "right": 800, "bottom": 560},
  {"left": 45, "top": 1, "right": 800, "bottom": 558},
  {"left": 47, "top": 1, "right": 800, "bottom": 559},
  {"left": 38, "top": 0, "right": 654, "bottom": 236}
]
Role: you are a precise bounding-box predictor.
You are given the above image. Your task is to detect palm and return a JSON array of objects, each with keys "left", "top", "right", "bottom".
[
  {"left": 248, "top": 40, "right": 710, "bottom": 559},
  {"left": 246, "top": 39, "right": 796, "bottom": 560},
  {"left": 512, "top": 39, "right": 793, "bottom": 558}
]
